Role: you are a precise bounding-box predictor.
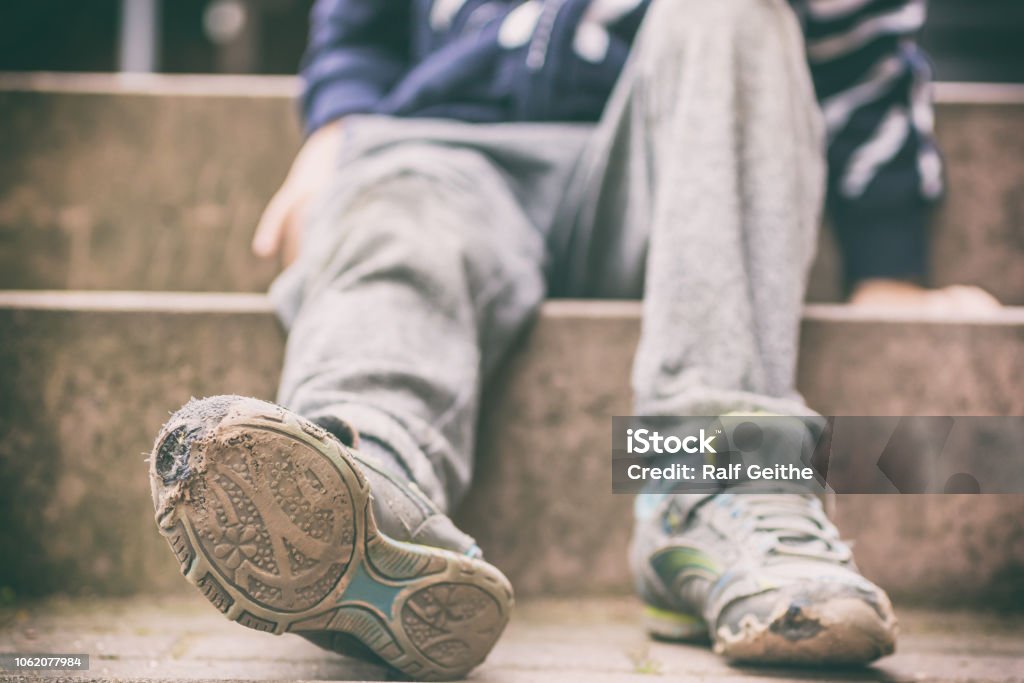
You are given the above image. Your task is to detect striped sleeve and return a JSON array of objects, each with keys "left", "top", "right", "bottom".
[{"left": 796, "top": 0, "right": 943, "bottom": 287}]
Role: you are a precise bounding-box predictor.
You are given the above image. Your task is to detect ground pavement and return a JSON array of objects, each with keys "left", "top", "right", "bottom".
[{"left": 1, "top": 595, "right": 1022, "bottom": 683}]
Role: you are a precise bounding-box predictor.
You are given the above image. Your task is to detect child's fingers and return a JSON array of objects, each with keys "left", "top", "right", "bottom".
[{"left": 252, "top": 188, "right": 295, "bottom": 257}]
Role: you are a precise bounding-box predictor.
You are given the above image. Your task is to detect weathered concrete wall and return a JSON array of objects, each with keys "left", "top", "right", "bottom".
[{"left": 0, "top": 80, "right": 299, "bottom": 293}]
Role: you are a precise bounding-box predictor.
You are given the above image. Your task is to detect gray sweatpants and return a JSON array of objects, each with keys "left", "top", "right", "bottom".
[{"left": 270, "top": 0, "right": 825, "bottom": 513}]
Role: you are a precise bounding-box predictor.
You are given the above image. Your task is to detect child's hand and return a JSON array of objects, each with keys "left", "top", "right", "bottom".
[
  {"left": 848, "top": 279, "right": 1001, "bottom": 315},
  {"left": 252, "top": 119, "right": 344, "bottom": 265}
]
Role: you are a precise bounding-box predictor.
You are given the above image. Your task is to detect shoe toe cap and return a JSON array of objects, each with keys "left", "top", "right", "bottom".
[{"left": 713, "top": 578, "right": 897, "bottom": 665}]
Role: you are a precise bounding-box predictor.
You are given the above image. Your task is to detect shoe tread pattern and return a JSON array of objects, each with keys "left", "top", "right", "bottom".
[
  {"left": 184, "top": 426, "right": 355, "bottom": 613},
  {"left": 401, "top": 582, "right": 503, "bottom": 669}
]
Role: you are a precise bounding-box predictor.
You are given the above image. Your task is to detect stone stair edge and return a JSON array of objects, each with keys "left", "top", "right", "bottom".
[
  {"left": 0, "top": 72, "right": 299, "bottom": 98},
  {"left": 2, "top": 289, "right": 1024, "bottom": 326},
  {"left": 2, "top": 71, "right": 1024, "bottom": 105},
  {"left": 0, "top": 290, "right": 275, "bottom": 314}
]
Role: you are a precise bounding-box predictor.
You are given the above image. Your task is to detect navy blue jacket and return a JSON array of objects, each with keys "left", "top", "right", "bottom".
[{"left": 301, "top": 0, "right": 942, "bottom": 286}]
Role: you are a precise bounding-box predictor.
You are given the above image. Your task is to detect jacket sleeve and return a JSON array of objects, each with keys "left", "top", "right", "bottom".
[
  {"left": 799, "top": 0, "right": 943, "bottom": 287},
  {"left": 300, "top": 0, "right": 412, "bottom": 135}
]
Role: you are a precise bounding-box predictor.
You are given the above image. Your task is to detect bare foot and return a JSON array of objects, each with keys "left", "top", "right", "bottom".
[{"left": 848, "top": 279, "right": 1001, "bottom": 315}]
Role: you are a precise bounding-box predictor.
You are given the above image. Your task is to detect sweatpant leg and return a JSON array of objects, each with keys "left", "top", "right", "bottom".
[
  {"left": 560, "top": 0, "right": 826, "bottom": 416},
  {"left": 271, "top": 137, "right": 548, "bottom": 512}
]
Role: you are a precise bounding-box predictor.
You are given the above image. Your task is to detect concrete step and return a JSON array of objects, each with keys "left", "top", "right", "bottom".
[
  {"left": 1, "top": 291, "right": 1022, "bottom": 605},
  {"left": 2, "top": 74, "right": 1023, "bottom": 303},
  {"left": 2, "top": 595, "right": 1022, "bottom": 683},
  {"left": 0, "top": 75, "right": 299, "bottom": 296}
]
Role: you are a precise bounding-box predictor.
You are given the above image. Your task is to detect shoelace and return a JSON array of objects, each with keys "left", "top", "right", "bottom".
[{"left": 737, "top": 494, "right": 852, "bottom": 563}]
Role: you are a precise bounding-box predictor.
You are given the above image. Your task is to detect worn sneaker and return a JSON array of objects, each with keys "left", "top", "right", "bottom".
[
  {"left": 630, "top": 491, "right": 897, "bottom": 664},
  {"left": 149, "top": 395, "right": 512, "bottom": 681}
]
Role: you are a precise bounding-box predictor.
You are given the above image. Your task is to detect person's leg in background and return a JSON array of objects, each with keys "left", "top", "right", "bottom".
[
  {"left": 148, "top": 125, "right": 564, "bottom": 680},
  {"left": 556, "top": 0, "right": 898, "bottom": 665}
]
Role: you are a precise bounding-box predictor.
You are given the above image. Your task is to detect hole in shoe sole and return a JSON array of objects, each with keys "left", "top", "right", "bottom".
[{"left": 156, "top": 425, "right": 198, "bottom": 484}]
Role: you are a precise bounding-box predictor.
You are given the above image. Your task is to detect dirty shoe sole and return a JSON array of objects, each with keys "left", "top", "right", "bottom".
[{"left": 149, "top": 396, "right": 513, "bottom": 681}]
